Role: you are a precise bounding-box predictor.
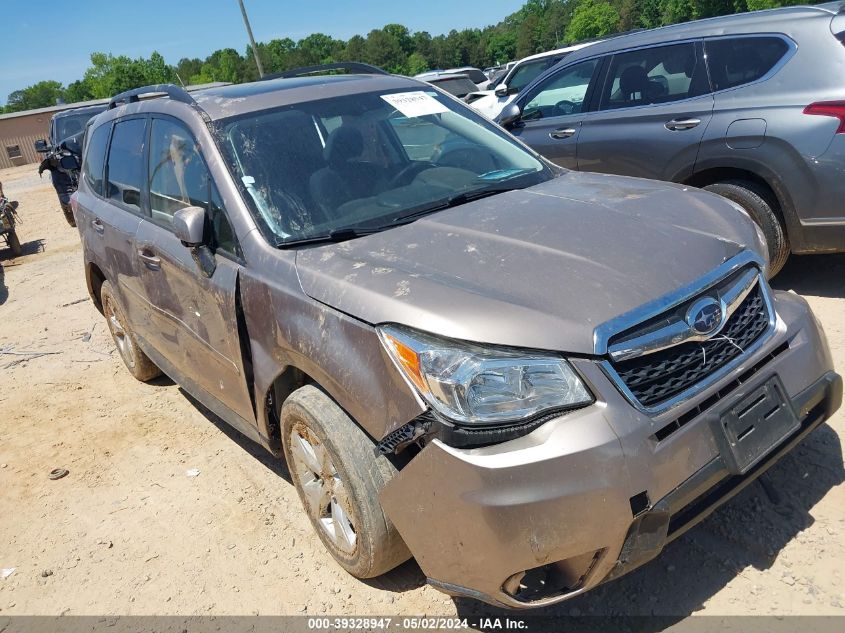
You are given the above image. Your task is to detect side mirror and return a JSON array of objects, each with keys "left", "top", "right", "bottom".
[
  {"left": 494, "top": 83, "right": 509, "bottom": 98},
  {"left": 173, "top": 206, "right": 207, "bottom": 246},
  {"left": 173, "top": 206, "right": 216, "bottom": 278},
  {"left": 34, "top": 139, "right": 50, "bottom": 153},
  {"left": 59, "top": 155, "right": 80, "bottom": 171},
  {"left": 498, "top": 103, "right": 522, "bottom": 127}
]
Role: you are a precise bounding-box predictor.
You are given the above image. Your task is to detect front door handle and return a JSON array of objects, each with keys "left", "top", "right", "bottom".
[
  {"left": 137, "top": 249, "right": 161, "bottom": 271},
  {"left": 665, "top": 118, "right": 701, "bottom": 131},
  {"left": 91, "top": 218, "right": 105, "bottom": 235},
  {"left": 549, "top": 127, "right": 576, "bottom": 140}
]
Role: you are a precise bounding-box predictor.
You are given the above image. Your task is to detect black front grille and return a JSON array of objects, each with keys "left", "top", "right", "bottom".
[{"left": 610, "top": 283, "right": 770, "bottom": 408}]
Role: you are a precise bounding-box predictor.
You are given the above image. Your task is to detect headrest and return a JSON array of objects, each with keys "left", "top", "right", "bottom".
[
  {"left": 325, "top": 126, "right": 364, "bottom": 167},
  {"left": 620, "top": 65, "right": 649, "bottom": 98}
]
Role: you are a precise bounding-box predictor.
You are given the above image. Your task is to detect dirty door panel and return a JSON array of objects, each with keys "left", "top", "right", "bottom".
[{"left": 133, "top": 116, "right": 254, "bottom": 422}]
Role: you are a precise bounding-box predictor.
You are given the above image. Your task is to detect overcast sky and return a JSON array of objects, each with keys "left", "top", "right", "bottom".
[{"left": 1, "top": 0, "right": 524, "bottom": 104}]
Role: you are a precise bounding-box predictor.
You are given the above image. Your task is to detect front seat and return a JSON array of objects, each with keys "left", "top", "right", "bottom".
[{"left": 309, "top": 126, "right": 387, "bottom": 216}]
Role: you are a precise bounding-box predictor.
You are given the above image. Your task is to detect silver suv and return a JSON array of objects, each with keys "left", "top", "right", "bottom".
[
  {"left": 499, "top": 3, "right": 845, "bottom": 275},
  {"left": 73, "top": 67, "right": 840, "bottom": 609}
]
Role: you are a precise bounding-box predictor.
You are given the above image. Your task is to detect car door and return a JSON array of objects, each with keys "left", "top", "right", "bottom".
[
  {"left": 134, "top": 116, "right": 254, "bottom": 423},
  {"left": 507, "top": 58, "right": 602, "bottom": 169},
  {"left": 577, "top": 41, "right": 714, "bottom": 181},
  {"left": 80, "top": 117, "right": 149, "bottom": 328}
]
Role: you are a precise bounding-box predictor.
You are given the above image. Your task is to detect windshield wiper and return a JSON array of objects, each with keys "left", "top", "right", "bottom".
[
  {"left": 276, "top": 226, "right": 385, "bottom": 249},
  {"left": 389, "top": 186, "right": 519, "bottom": 226}
]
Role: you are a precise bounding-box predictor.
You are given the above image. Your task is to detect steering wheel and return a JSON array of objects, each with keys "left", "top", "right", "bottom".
[
  {"left": 388, "top": 161, "right": 434, "bottom": 188},
  {"left": 554, "top": 100, "right": 578, "bottom": 116}
]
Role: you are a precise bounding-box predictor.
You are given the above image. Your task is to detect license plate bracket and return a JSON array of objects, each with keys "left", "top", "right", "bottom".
[{"left": 713, "top": 376, "right": 799, "bottom": 475}]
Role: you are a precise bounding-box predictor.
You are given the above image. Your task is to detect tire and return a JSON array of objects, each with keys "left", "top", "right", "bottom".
[
  {"left": 100, "top": 280, "right": 161, "bottom": 382},
  {"left": 61, "top": 202, "right": 76, "bottom": 227},
  {"left": 281, "top": 385, "right": 411, "bottom": 578},
  {"left": 703, "top": 180, "right": 790, "bottom": 277},
  {"left": 7, "top": 230, "right": 21, "bottom": 256}
]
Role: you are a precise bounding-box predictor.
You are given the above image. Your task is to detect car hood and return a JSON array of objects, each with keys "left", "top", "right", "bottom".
[{"left": 296, "top": 171, "right": 764, "bottom": 354}]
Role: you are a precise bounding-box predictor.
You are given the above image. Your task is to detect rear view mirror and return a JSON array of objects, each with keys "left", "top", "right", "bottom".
[
  {"left": 498, "top": 103, "right": 522, "bottom": 127},
  {"left": 34, "top": 139, "right": 50, "bottom": 153},
  {"left": 174, "top": 206, "right": 216, "bottom": 278},
  {"left": 494, "top": 83, "right": 509, "bottom": 98}
]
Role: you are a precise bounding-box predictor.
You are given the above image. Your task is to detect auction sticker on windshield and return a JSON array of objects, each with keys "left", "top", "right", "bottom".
[{"left": 381, "top": 91, "right": 449, "bottom": 118}]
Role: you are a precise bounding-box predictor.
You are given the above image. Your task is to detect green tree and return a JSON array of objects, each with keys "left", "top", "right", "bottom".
[
  {"left": 406, "top": 52, "right": 430, "bottom": 75},
  {"left": 565, "top": 0, "right": 621, "bottom": 42},
  {"left": 3, "top": 80, "right": 64, "bottom": 112}
]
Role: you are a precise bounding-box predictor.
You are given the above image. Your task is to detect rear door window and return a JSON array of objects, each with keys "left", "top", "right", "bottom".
[
  {"left": 82, "top": 123, "right": 110, "bottom": 196},
  {"left": 704, "top": 37, "right": 790, "bottom": 92},
  {"left": 600, "top": 43, "right": 708, "bottom": 110},
  {"left": 106, "top": 118, "right": 147, "bottom": 211}
]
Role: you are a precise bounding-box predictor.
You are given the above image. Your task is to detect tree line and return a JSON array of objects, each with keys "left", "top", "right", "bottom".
[{"left": 2, "top": 0, "right": 811, "bottom": 113}]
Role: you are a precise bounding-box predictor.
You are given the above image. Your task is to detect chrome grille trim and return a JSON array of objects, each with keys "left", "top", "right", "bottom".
[{"left": 595, "top": 252, "right": 778, "bottom": 415}]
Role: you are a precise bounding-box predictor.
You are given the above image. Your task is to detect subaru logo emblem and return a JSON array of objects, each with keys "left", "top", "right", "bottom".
[{"left": 686, "top": 297, "right": 724, "bottom": 336}]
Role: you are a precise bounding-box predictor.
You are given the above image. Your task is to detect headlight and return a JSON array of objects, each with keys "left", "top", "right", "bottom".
[{"left": 378, "top": 324, "right": 592, "bottom": 426}]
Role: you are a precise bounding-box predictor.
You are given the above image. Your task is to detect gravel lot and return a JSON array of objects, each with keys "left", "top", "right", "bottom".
[{"left": 0, "top": 163, "right": 843, "bottom": 619}]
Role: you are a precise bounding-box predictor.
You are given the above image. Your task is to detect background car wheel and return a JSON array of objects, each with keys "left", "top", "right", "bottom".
[
  {"left": 7, "top": 230, "right": 22, "bottom": 256},
  {"left": 61, "top": 203, "right": 76, "bottom": 227},
  {"left": 100, "top": 280, "right": 161, "bottom": 382},
  {"left": 703, "top": 180, "right": 790, "bottom": 276},
  {"left": 281, "top": 385, "right": 411, "bottom": 578}
]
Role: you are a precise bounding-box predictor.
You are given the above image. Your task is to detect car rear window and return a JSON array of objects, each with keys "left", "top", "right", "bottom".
[
  {"left": 704, "top": 37, "right": 790, "bottom": 92},
  {"left": 106, "top": 118, "right": 147, "bottom": 212},
  {"left": 430, "top": 77, "right": 478, "bottom": 98},
  {"left": 601, "top": 42, "right": 708, "bottom": 110},
  {"left": 82, "top": 123, "right": 110, "bottom": 197}
]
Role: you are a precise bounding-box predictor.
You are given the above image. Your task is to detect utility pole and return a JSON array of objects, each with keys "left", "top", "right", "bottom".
[{"left": 238, "top": 0, "right": 265, "bottom": 78}]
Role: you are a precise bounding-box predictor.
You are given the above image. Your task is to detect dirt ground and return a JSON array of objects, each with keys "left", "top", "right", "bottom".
[{"left": 0, "top": 163, "right": 843, "bottom": 620}]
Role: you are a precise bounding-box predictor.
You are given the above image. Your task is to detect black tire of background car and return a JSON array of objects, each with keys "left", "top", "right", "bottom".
[
  {"left": 100, "top": 280, "right": 162, "bottom": 382},
  {"left": 703, "top": 180, "right": 790, "bottom": 277},
  {"left": 281, "top": 384, "right": 411, "bottom": 578},
  {"left": 8, "top": 230, "right": 22, "bottom": 256},
  {"left": 61, "top": 202, "right": 76, "bottom": 228}
]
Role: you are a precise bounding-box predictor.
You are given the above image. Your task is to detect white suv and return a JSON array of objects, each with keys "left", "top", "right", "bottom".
[{"left": 467, "top": 42, "right": 597, "bottom": 119}]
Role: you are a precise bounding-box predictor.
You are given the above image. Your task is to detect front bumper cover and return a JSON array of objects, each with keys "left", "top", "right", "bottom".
[{"left": 379, "top": 291, "right": 841, "bottom": 609}]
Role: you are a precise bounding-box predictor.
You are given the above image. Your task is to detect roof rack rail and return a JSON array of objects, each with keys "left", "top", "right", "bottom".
[
  {"left": 261, "top": 62, "right": 389, "bottom": 81},
  {"left": 108, "top": 84, "right": 198, "bottom": 110}
]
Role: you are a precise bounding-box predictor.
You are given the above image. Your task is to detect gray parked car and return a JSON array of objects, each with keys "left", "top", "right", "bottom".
[
  {"left": 73, "top": 68, "right": 840, "bottom": 609},
  {"left": 498, "top": 3, "right": 845, "bottom": 275}
]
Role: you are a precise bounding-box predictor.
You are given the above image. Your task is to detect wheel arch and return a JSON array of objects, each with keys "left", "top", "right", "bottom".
[{"left": 85, "top": 260, "right": 107, "bottom": 314}]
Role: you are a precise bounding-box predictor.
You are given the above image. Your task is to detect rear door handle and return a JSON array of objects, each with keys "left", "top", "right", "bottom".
[
  {"left": 549, "top": 127, "right": 577, "bottom": 139},
  {"left": 91, "top": 218, "right": 105, "bottom": 235},
  {"left": 665, "top": 118, "right": 701, "bottom": 131},
  {"left": 137, "top": 248, "right": 161, "bottom": 271}
]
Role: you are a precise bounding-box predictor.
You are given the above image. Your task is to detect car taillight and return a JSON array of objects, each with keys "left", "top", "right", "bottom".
[{"left": 804, "top": 101, "right": 845, "bottom": 134}]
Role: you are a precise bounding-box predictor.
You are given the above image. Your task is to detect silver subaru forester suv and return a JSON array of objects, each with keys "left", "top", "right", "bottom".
[
  {"left": 73, "top": 65, "right": 840, "bottom": 609},
  {"left": 499, "top": 3, "right": 845, "bottom": 276}
]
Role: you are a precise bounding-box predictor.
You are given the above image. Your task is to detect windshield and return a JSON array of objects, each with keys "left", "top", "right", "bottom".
[
  {"left": 217, "top": 88, "right": 551, "bottom": 245},
  {"left": 55, "top": 112, "right": 101, "bottom": 144}
]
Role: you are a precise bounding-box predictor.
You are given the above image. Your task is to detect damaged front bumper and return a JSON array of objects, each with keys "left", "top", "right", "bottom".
[{"left": 379, "top": 291, "right": 842, "bottom": 609}]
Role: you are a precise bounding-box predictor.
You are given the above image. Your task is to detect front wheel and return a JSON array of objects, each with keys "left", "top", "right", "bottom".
[
  {"left": 7, "top": 230, "right": 21, "bottom": 256},
  {"left": 281, "top": 385, "right": 410, "bottom": 578},
  {"left": 703, "top": 180, "right": 790, "bottom": 277}
]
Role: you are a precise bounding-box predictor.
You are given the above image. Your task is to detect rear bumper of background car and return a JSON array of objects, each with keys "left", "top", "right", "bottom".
[{"left": 379, "top": 290, "right": 841, "bottom": 609}]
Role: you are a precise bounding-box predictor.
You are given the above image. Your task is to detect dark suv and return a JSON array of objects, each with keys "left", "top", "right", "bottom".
[
  {"left": 499, "top": 3, "right": 845, "bottom": 274},
  {"left": 73, "top": 70, "right": 839, "bottom": 608}
]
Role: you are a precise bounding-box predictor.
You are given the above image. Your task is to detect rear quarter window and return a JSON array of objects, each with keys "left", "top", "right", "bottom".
[
  {"left": 705, "top": 37, "right": 790, "bottom": 92},
  {"left": 82, "top": 123, "right": 110, "bottom": 197}
]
